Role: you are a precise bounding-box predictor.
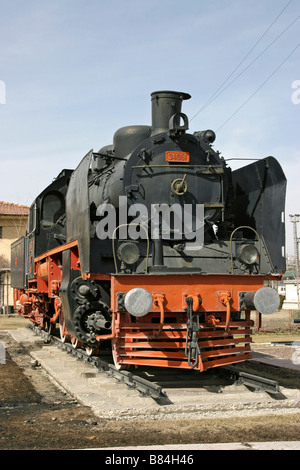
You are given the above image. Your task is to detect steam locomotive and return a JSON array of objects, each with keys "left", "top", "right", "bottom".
[{"left": 11, "top": 90, "right": 286, "bottom": 371}]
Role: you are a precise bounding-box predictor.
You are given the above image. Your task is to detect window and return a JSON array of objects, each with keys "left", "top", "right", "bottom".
[
  {"left": 41, "top": 192, "right": 64, "bottom": 227},
  {"left": 28, "top": 203, "right": 37, "bottom": 233}
]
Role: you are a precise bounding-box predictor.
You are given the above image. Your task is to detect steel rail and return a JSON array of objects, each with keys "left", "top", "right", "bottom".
[{"left": 222, "top": 366, "right": 280, "bottom": 395}]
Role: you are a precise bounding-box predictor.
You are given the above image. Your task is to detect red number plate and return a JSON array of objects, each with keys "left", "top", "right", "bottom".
[{"left": 166, "top": 151, "right": 190, "bottom": 162}]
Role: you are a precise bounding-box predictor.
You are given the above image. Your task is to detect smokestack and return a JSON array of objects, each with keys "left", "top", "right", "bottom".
[{"left": 151, "top": 90, "right": 191, "bottom": 136}]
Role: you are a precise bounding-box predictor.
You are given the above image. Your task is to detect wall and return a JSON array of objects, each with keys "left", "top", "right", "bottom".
[{"left": 0, "top": 214, "right": 28, "bottom": 310}]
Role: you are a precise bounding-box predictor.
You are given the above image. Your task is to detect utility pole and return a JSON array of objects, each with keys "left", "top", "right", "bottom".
[{"left": 290, "top": 214, "right": 300, "bottom": 309}]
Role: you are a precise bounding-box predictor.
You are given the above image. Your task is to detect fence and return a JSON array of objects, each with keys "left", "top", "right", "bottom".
[{"left": 0, "top": 269, "right": 13, "bottom": 314}]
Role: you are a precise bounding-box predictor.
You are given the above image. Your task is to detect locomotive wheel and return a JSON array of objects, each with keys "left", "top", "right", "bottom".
[
  {"left": 112, "top": 337, "right": 129, "bottom": 370},
  {"left": 73, "top": 301, "right": 111, "bottom": 346},
  {"left": 85, "top": 346, "right": 94, "bottom": 356},
  {"left": 59, "top": 313, "right": 67, "bottom": 343},
  {"left": 111, "top": 312, "right": 132, "bottom": 370},
  {"left": 43, "top": 317, "right": 56, "bottom": 336},
  {"left": 71, "top": 337, "right": 79, "bottom": 349},
  {"left": 60, "top": 326, "right": 66, "bottom": 343}
]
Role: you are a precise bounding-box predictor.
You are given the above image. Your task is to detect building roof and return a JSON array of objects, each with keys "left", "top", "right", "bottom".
[
  {"left": 0, "top": 201, "right": 29, "bottom": 216},
  {"left": 283, "top": 270, "right": 300, "bottom": 280}
]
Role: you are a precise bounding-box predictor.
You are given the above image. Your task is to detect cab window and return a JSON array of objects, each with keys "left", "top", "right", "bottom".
[{"left": 41, "top": 192, "right": 64, "bottom": 227}]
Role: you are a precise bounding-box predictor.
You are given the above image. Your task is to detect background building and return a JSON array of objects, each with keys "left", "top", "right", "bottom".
[{"left": 0, "top": 202, "right": 29, "bottom": 313}]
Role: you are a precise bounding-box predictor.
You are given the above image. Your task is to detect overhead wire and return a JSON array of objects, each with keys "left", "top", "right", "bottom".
[
  {"left": 190, "top": 0, "right": 296, "bottom": 122},
  {"left": 216, "top": 41, "right": 300, "bottom": 131}
]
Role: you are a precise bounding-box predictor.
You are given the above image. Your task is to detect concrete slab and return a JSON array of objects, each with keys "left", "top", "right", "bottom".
[
  {"left": 29, "top": 344, "right": 157, "bottom": 417},
  {"left": 252, "top": 351, "right": 300, "bottom": 371}
]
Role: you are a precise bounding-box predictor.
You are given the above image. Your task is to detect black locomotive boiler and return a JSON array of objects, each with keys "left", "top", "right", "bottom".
[{"left": 11, "top": 90, "right": 286, "bottom": 371}]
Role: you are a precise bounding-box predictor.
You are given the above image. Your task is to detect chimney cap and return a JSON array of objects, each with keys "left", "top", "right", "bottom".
[{"left": 151, "top": 90, "right": 191, "bottom": 101}]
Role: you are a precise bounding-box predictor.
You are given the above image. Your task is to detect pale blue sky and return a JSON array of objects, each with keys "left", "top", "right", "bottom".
[{"left": 0, "top": 0, "right": 299, "bottom": 253}]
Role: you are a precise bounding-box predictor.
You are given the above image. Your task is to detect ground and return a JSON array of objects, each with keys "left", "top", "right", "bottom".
[{"left": 0, "top": 315, "right": 300, "bottom": 450}]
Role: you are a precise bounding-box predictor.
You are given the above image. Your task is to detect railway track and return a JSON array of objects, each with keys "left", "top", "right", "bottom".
[
  {"left": 28, "top": 324, "right": 295, "bottom": 402},
  {"left": 5, "top": 324, "right": 299, "bottom": 422}
]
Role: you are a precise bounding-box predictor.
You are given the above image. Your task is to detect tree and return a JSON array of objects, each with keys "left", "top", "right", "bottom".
[{"left": 0, "top": 254, "right": 9, "bottom": 269}]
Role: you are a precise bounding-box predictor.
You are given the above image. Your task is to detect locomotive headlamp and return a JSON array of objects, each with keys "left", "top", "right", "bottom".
[
  {"left": 117, "top": 242, "right": 140, "bottom": 265},
  {"left": 239, "top": 244, "right": 259, "bottom": 265},
  {"left": 124, "top": 288, "right": 153, "bottom": 317}
]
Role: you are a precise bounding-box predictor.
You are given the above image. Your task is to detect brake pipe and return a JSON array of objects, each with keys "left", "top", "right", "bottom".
[
  {"left": 218, "top": 291, "right": 232, "bottom": 335},
  {"left": 153, "top": 293, "right": 165, "bottom": 336}
]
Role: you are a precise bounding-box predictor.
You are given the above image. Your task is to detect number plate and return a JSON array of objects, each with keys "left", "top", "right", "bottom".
[{"left": 166, "top": 151, "right": 190, "bottom": 162}]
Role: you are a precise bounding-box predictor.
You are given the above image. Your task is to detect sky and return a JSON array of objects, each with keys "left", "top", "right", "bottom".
[{"left": 0, "top": 0, "right": 299, "bottom": 254}]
